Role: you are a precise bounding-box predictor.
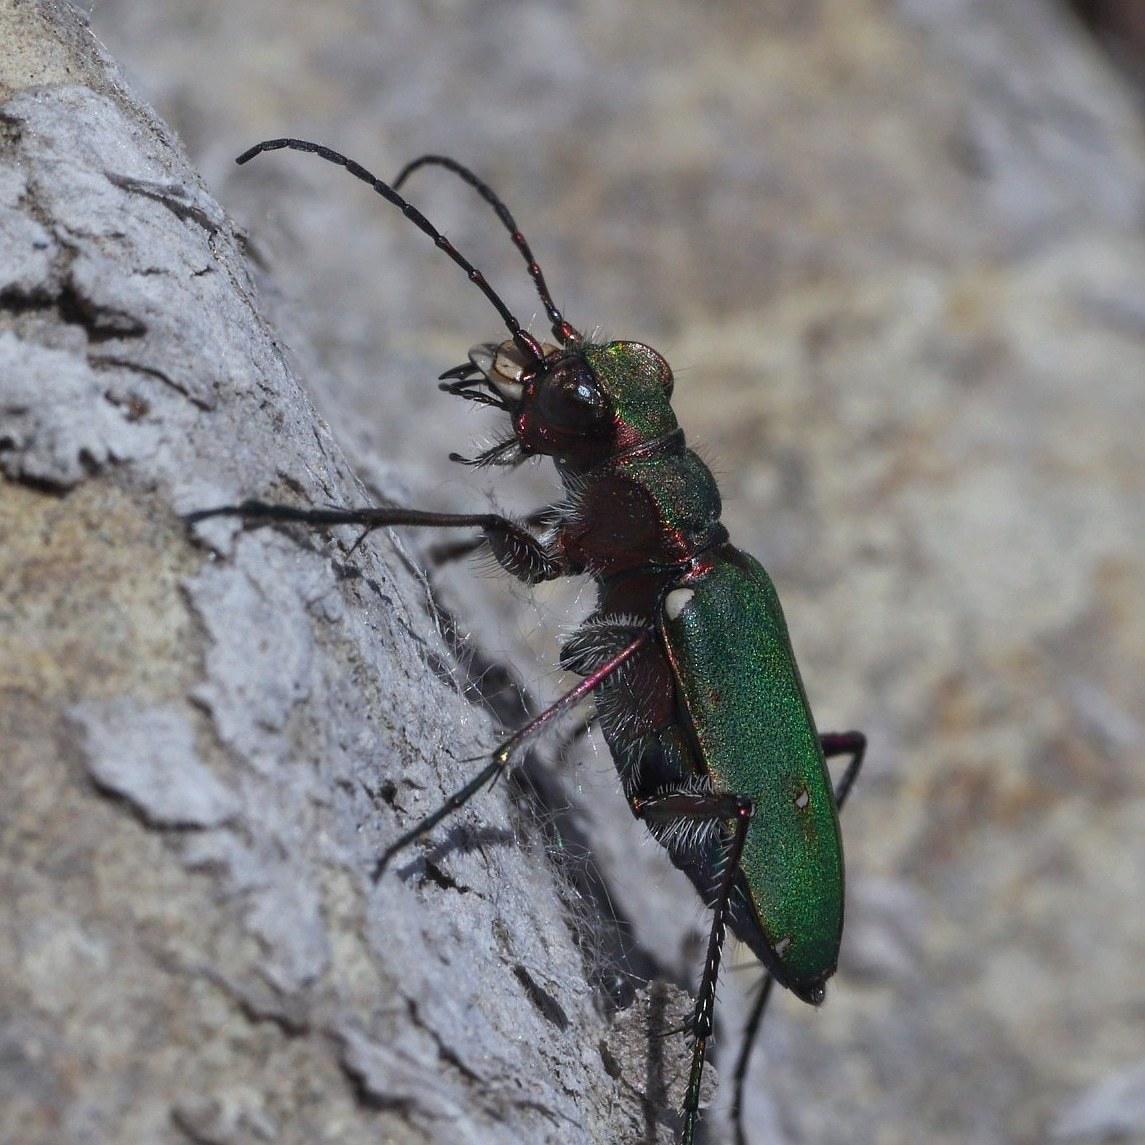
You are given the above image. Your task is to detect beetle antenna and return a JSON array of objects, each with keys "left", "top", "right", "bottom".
[
  {"left": 393, "top": 154, "right": 581, "bottom": 348},
  {"left": 236, "top": 138, "right": 545, "bottom": 363}
]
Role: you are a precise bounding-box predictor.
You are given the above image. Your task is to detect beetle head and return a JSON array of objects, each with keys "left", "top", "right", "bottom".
[{"left": 448, "top": 338, "right": 678, "bottom": 470}]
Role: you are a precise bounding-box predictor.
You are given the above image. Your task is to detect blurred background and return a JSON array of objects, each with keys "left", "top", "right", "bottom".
[{"left": 84, "top": 2, "right": 1145, "bottom": 1142}]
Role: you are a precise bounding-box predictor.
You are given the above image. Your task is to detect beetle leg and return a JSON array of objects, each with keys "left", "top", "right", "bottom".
[
  {"left": 819, "top": 729, "right": 866, "bottom": 810},
  {"left": 633, "top": 790, "right": 755, "bottom": 1145},
  {"left": 428, "top": 505, "right": 560, "bottom": 565},
  {"left": 371, "top": 629, "right": 651, "bottom": 881},
  {"left": 729, "top": 728, "right": 867, "bottom": 1145},
  {"left": 559, "top": 616, "right": 650, "bottom": 675},
  {"left": 186, "top": 499, "right": 567, "bottom": 583},
  {"left": 729, "top": 973, "right": 776, "bottom": 1145}
]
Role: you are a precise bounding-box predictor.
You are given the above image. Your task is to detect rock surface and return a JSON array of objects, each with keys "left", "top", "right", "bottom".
[{"left": 3, "top": 1, "right": 1144, "bottom": 1143}]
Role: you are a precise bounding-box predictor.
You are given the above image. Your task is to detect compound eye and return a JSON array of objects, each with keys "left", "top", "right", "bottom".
[{"left": 537, "top": 358, "right": 610, "bottom": 430}]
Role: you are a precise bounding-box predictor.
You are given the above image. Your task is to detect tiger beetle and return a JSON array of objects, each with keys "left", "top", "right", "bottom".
[{"left": 189, "top": 137, "right": 866, "bottom": 1145}]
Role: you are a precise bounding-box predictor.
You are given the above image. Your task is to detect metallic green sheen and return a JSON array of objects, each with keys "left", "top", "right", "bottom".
[
  {"left": 661, "top": 549, "right": 843, "bottom": 992},
  {"left": 584, "top": 342, "right": 678, "bottom": 442}
]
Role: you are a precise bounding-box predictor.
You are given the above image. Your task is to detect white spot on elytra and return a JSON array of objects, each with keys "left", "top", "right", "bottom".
[
  {"left": 775, "top": 936, "right": 792, "bottom": 958},
  {"left": 664, "top": 588, "right": 695, "bottom": 621},
  {"left": 794, "top": 787, "right": 810, "bottom": 810}
]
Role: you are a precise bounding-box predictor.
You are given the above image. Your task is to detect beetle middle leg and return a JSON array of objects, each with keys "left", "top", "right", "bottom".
[
  {"left": 188, "top": 498, "right": 641, "bottom": 871},
  {"left": 371, "top": 629, "right": 651, "bottom": 880}
]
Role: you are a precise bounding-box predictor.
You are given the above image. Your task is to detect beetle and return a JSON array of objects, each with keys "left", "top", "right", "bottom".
[{"left": 189, "top": 138, "right": 866, "bottom": 1144}]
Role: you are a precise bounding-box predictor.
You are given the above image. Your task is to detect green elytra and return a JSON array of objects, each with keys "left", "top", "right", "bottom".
[
  {"left": 551, "top": 342, "right": 844, "bottom": 1002},
  {"left": 662, "top": 552, "right": 844, "bottom": 996},
  {"left": 191, "top": 139, "right": 866, "bottom": 1145}
]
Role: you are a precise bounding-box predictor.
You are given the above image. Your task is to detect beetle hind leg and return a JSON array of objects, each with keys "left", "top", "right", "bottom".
[
  {"left": 633, "top": 789, "right": 755, "bottom": 1145},
  {"left": 820, "top": 729, "right": 866, "bottom": 809},
  {"left": 728, "top": 728, "right": 866, "bottom": 1144}
]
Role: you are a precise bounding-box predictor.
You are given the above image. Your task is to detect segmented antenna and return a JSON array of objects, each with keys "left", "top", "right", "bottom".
[
  {"left": 393, "top": 155, "right": 581, "bottom": 348},
  {"left": 235, "top": 138, "right": 546, "bottom": 363}
]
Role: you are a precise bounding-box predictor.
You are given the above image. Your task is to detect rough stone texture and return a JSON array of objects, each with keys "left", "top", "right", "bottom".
[
  {"left": 4, "top": 1, "right": 1145, "bottom": 1144},
  {"left": 0, "top": 4, "right": 683, "bottom": 1145}
]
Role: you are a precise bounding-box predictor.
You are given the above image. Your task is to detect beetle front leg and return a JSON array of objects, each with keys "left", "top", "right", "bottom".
[
  {"left": 186, "top": 499, "right": 567, "bottom": 584},
  {"left": 633, "top": 789, "right": 755, "bottom": 1145},
  {"left": 427, "top": 505, "right": 561, "bottom": 567}
]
